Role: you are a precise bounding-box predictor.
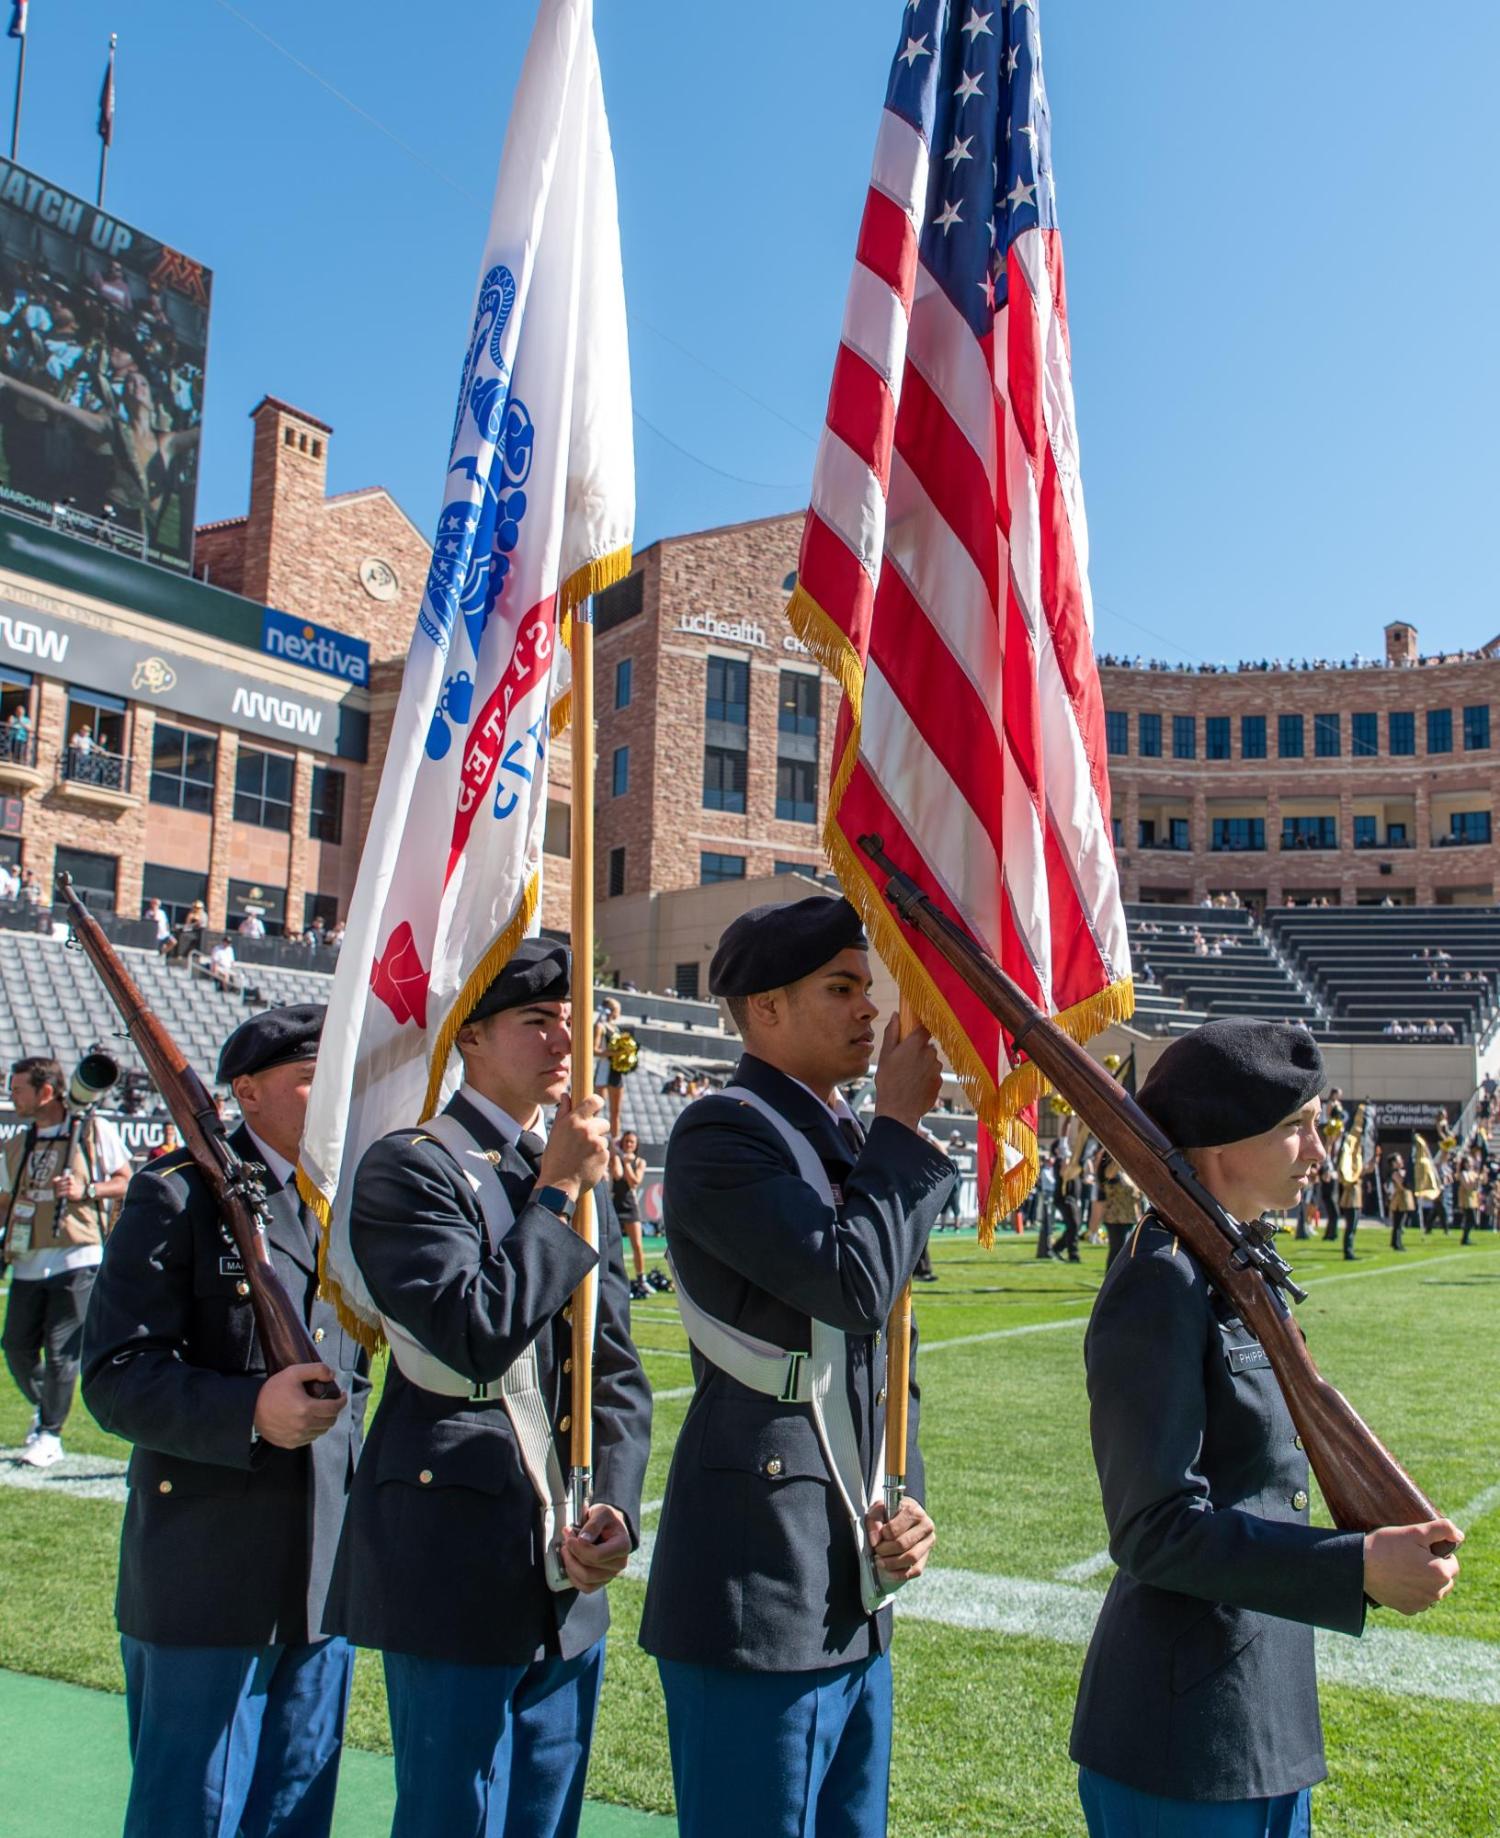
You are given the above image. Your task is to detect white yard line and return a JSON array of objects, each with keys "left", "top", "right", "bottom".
[
  {"left": 625, "top": 1533, "right": 1500, "bottom": 1706},
  {"left": 0, "top": 1450, "right": 127, "bottom": 1503},
  {"left": 1457, "top": 1481, "right": 1500, "bottom": 1528},
  {"left": 1054, "top": 1550, "right": 1114, "bottom": 1583}
]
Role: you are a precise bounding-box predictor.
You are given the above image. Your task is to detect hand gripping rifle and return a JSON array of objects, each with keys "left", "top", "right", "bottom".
[
  {"left": 58, "top": 876, "right": 338, "bottom": 1398},
  {"left": 857, "top": 837, "right": 1454, "bottom": 1551}
]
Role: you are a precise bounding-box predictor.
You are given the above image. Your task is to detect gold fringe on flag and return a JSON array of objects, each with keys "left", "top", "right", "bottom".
[
  {"left": 787, "top": 580, "right": 1135, "bottom": 1244},
  {"left": 552, "top": 543, "right": 632, "bottom": 737}
]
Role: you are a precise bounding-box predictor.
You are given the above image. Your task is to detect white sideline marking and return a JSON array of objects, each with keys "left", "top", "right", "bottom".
[
  {"left": 625, "top": 1534, "right": 1500, "bottom": 1705},
  {"left": 0, "top": 1450, "right": 127, "bottom": 1503},
  {"left": 1457, "top": 1481, "right": 1500, "bottom": 1528},
  {"left": 1054, "top": 1549, "right": 1113, "bottom": 1583}
]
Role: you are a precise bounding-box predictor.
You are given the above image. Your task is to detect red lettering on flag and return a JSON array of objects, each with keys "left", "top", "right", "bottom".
[{"left": 370, "top": 921, "right": 430, "bottom": 1028}]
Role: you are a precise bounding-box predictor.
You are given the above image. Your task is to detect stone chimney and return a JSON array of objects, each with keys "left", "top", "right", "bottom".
[
  {"left": 1384, "top": 621, "right": 1418, "bottom": 667},
  {"left": 240, "top": 397, "right": 333, "bottom": 605}
]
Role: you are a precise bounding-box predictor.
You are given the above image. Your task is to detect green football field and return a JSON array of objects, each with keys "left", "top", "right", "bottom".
[{"left": 1, "top": 1228, "right": 1496, "bottom": 1836}]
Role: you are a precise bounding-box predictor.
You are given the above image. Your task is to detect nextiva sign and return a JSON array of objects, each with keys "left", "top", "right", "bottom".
[{"left": 261, "top": 609, "right": 370, "bottom": 686}]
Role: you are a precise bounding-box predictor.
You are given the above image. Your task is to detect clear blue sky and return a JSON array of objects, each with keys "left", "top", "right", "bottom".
[{"left": 12, "top": 2, "right": 1500, "bottom": 663}]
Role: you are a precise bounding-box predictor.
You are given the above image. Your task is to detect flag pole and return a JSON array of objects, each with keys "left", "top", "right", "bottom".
[
  {"left": 9, "top": 24, "right": 25, "bottom": 164},
  {"left": 882, "top": 996, "right": 918, "bottom": 1517},
  {"left": 567, "top": 597, "right": 598, "bottom": 1529}
]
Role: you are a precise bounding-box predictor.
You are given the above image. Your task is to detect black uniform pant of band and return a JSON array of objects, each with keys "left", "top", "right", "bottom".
[{"left": 2, "top": 1267, "right": 96, "bottom": 1435}]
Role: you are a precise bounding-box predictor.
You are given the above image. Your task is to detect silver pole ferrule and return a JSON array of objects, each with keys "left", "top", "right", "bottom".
[
  {"left": 568, "top": 1466, "right": 593, "bottom": 1529},
  {"left": 883, "top": 1475, "right": 905, "bottom": 1518}
]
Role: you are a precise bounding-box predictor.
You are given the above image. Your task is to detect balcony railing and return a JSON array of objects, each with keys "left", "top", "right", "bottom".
[
  {"left": 1209, "top": 839, "right": 1266, "bottom": 853},
  {"left": 0, "top": 729, "right": 37, "bottom": 769},
  {"left": 1279, "top": 835, "right": 1339, "bottom": 851},
  {"left": 58, "top": 746, "right": 133, "bottom": 794},
  {"left": 1435, "top": 831, "right": 1492, "bottom": 849},
  {"left": 1353, "top": 835, "right": 1414, "bottom": 850}
]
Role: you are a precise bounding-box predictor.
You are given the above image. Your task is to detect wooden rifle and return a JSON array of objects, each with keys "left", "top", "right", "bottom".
[
  {"left": 857, "top": 836, "right": 1453, "bottom": 1552},
  {"left": 57, "top": 875, "right": 337, "bottom": 1397}
]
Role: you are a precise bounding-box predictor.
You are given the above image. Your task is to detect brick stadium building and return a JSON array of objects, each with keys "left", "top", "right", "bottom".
[{"left": 0, "top": 394, "right": 573, "bottom": 938}]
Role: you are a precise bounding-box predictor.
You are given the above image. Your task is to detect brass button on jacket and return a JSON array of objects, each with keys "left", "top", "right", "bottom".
[
  {"left": 558, "top": 1415, "right": 571, "bottom": 1434},
  {"left": 1292, "top": 1489, "right": 1309, "bottom": 1512},
  {"left": 158, "top": 1479, "right": 173, "bottom": 1495},
  {"left": 418, "top": 1469, "right": 434, "bottom": 1486},
  {"left": 235, "top": 1280, "right": 250, "bottom": 1298},
  {"left": 313, "top": 1327, "right": 326, "bottom": 1343},
  {"left": 764, "top": 1456, "right": 784, "bottom": 1477}
]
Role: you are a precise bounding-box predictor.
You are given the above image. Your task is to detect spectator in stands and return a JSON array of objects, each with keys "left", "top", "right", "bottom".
[
  {"left": 0, "top": 858, "right": 17, "bottom": 903},
  {"left": 18, "top": 868, "right": 42, "bottom": 907},
  {"left": 206, "top": 937, "right": 237, "bottom": 992},
  {"left": 6, "top": 703, "right": 31, "bottom": 758},
  {"left": 593, "top": 996, "right": 626, "bottom": 1135},
  {"left": 328, "top": 919, "right": 346, "bottom": 954},
  {"left": 142, "top": 897, "right": 171, "bottom": 950},
  {"left": 307, "top": 915, "right": 327, "bottom": 952},
  {"left": 1421, "top": 1017, "right": 1439, "bottom": 1039},
  {"left": 163, "top": 898, "right": 207, "bottom": 962},
  {"left": 69, "top": 722, "right": 94, "bottom": 759},
  {"left": 145, "top": 1123, "right": 180, "bottom": 1163},
  {"left": 661, "top": 1071, "right": 689, "bottom": 1096},
  {"left": 238, "top": 909, "right": 266, "bottom": 940}
]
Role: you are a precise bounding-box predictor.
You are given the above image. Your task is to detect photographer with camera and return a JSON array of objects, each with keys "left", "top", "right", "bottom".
[{"left": 2, "top": 1051, "right": 131, "bottom": 1467}]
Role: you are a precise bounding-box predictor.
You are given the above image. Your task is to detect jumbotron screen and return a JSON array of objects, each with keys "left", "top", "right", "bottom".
[{"left": 0, "top": 158, "right": 212, "bottom": 574}]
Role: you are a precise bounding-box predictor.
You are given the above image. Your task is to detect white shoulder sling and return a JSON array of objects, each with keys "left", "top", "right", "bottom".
[
  {"left": 381, "top": 1110, "right": 570, "bottom": 1592},
  {"left": 670, "top": 1084, "right": 894, "bottom": 1615}
]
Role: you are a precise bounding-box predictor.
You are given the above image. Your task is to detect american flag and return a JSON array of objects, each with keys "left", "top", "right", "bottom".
[
  {"left": 97, "top": 36, "right": 115, "bottom": 146},
  {"left": 788, "top": 0, "right": 1132, "bottom": 1225},
  {"left": 8, "top": 2, "right": 27, "bottom": 43}
]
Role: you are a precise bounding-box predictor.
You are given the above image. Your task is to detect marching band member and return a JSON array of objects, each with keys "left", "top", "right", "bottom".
[
  {"left": 326, "top": 939, "right": 650, "bottom": 1838},
  {"left": 1070, "top": 1020, "right": 1462, "bottom": 1837},
  {"left": 640, "top": 896, "right": 955, "bottom": 1838},
  {"left": 82, "top": 1005, "right": 367, "bottom": 1838}
]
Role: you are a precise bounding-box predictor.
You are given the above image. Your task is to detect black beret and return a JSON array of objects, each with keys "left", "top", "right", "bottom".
[
  {"left": 218, "top": 1004, "right": 325, "bottom": 1084},
  {"left": 468, "top": 937, "right": 570, "bottom": 1021},
  {"left": 708, "top": 895, "right": 868, "bottom": 998},
  {"left": 1137, "top": 1018, "right": 1325, "bottom": 1149}
]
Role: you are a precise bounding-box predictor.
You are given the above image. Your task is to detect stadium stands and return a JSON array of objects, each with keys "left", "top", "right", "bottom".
[{"left": 1125, "top": 903, "right": 1328, "bottom": 1036}]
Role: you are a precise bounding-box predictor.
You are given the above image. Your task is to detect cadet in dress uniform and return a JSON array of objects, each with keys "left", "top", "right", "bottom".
[
  {"left": 326, "top": 940, "right": 651, "bottom": 1838},
  {"left": 82, "top": 1005, "right": 368, "bottom": 1838},
  {"left": 640, "top": 897, "right": 955, "bottom": 1838},
  {"left": 1070, "top": 1020, "right": 1463, "bottom": 1838}
]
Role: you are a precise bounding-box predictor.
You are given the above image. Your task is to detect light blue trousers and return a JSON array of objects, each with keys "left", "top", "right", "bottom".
[{"left": 1079, "top": 1767, "right": 1313, "bottom": 1837}]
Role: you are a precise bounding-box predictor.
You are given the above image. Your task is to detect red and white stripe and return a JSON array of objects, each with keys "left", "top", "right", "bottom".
[{"left": 793, "top": 106, "right": 1131, "bottom": 1210}]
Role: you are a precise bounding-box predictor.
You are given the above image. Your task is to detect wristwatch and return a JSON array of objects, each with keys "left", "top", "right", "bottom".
[{"left": 533, "top": 1184, "right": 574, "bottom": 1220}]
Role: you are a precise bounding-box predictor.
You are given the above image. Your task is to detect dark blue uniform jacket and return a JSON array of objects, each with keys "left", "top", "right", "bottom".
[
  {"left": 326, "top": 1090, "right": 651, "bottom": 1668},
  {"left": 81, "top": 1124, "right": 369, "bottom": 1648},
  {"left": 639, "top": 1055, "right": 954, "bottom": 1674},
  {"left": 1070, "top": 1215, "right": 1368, "bottom": 1802}
]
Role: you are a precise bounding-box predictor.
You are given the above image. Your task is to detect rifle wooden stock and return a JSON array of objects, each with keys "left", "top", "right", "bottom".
[
  {"left": 57, "top": 877, "right": 335, "bottom": 1396},
  {"left": 859, "top": 840, "right": 1452, "bottom": 1547}
]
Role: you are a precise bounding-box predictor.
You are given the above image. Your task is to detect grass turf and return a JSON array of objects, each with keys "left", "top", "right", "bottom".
[{"left": 1, "top": 1228, "right": 1496, "bottom": 1834}]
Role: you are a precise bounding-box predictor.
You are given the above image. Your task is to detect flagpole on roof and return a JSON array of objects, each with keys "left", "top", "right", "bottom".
[
  {"left": 8, "top": 1, "right": 27, "bottom": 163},
  {"left": 96, "top": 32, "right": 115, "bottom": 208},
  {"left": 567, "top": 596, "right": 598, "bottom": 1530}
]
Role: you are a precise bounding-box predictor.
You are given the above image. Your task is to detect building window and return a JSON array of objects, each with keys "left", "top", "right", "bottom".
[
  {"left": 614, "top": 657, "right": 633, "bottom": 710},
  {"left": 607, "top": 845, "right": 626, "bottom": 897},
  {"left": 142, "top": 862, "right": 207, "bottom": 926},
  {"left": 308, "top": 765, "right": 345, "bottom": 843},
  {"left": 1463, "top": 704, "right": 1490, "bottom": 751},
  {"left": 703, "top": 745, "right": 747, "bottom": 812},
  {"left": 233, "top": 748, "right": 294, "bottom": 831},
  {"left": 1211, "top": 817, "right": 1264, "bottom": 852},
  {"left": 1282, "top": 816, "right": 1337, "bottom": 850},
  {"left": 1313, "top": 713, "right": 1340, "bottom": 758},
  {"left": 1170, "top": 817, "right": 1189, "bottom": 850},
  {"left": 1350, "top": 712, "right": 1378, "bottom": 757},
  {"left": 1172, "top": 715, "right": 1196, "bottom": 760},
  {"left": 706, "top": 657, "right": 750, "bottom": 726},
  {"left": 1137, "top": 713, "right": 1161, "bottom": 758},
  {"left": 595, "top": 572, "right": 643, "bottom": 632},
  {"left": 1105, "top": 710, "right": 1128, "bottom": 756},
  {"left": 1277, "top": 715, "right": 1304, "bottom": 759},
  {"left": 774, "top": 859, "right": 819, "bottom": 876},
  {"left": 1240, "top": 715, "right": 1266, "bottom": 759},
  {"left": 1427, "top": 708, "right": 1453, "bottom": 754},
  {"left": 1388, "top": 711, "right": 1415, "bottom": 757},
  {"left": 1205, "top": 717, "right": 1230, "bottom": 759},
  {"left": 544, "top": 800, "right": 572, "bottom": 859},
  {"left": 776, "top": 758, "right": 817, "bottom": 824},
  {"left": 227, "top": 879, "right": 287, "bottom": 935},
  {"left": 674, "top": 962, "right": 701, "bottom": 1000},
  {"left": 1352, "top": 815, "right": 1377, "bottom": 848},
  {"left": 778, "top": 672, "right": 820, "bottom": 738},
  {"left": 54, "top": 846, "right": 117, "bottom": 912},
  {"left": 700, "top": 852, "right": 746, "bottom": 884},
  {"left": 63, "top": 688, "right": 129, "bottom": 787},
  {"left": 611, "top": 745, "right": 630, "bottom": 798},
  {"left": 1450, "top": 811, "right": 1492, "bottom": 846},
  {"left": 149, "top": 724, "right": 217, "bottom": 813},
  {"left": 0, "top": 668, "right": 31, "bottom": 760},
  {"left": 303, "top": 891, "right": 339, "bottom": 933}
]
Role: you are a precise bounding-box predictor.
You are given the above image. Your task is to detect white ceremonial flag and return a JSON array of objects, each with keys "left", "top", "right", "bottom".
[{"left": 299, "top": 0, "right": 633, "bottom": 1344}]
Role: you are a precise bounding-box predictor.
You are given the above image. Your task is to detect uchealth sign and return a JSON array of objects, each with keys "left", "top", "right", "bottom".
[{"left": 0, "top": 596, "right": 354, "bottom": 756}]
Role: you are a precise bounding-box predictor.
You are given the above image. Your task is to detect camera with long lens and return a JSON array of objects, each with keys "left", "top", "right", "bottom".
[{"left": 67, "top": 1044, "right": 120, "bottom": 1114}]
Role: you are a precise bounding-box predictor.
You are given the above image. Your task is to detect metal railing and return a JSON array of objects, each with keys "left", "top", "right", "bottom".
[{"left": 58, "top": 746, "right": 132, "bottom": 793}]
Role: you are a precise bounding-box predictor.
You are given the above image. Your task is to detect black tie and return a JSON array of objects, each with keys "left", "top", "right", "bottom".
[
  {"left": 516, "top": 1130, "right": 546, "bottom": 1173},
  {"left": 297, "top": 1196, "right": 320, "bottom": 1254},
  {"left": 837, "top": 1117, "right": 865, "bottom": 1162}
]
